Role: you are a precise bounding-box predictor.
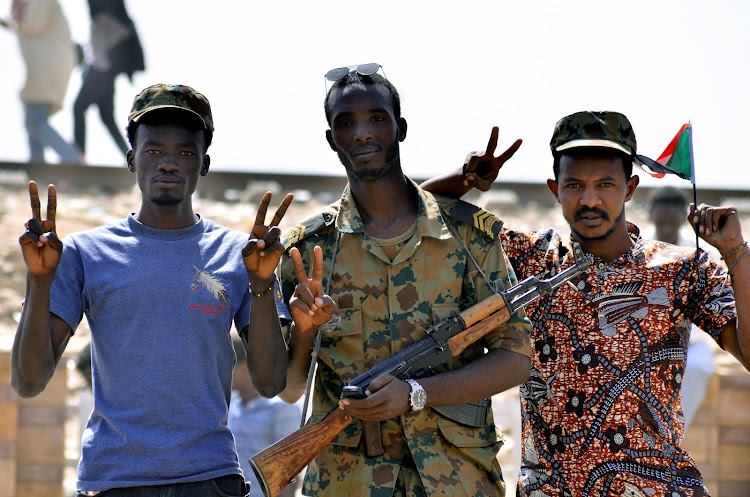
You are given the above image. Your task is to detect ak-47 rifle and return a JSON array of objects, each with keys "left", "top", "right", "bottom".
[{"left": 250, "top": 243, "right": 590, "bottom": 497}]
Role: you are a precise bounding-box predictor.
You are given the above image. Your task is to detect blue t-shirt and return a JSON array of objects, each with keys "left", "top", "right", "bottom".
[{"left": 50, "top": 214, "right": 290, "bottom": 491}]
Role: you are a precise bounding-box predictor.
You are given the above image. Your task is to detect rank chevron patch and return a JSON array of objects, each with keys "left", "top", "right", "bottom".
[{"left": 473, "top": 209, "right": 499, "bottom": 238}]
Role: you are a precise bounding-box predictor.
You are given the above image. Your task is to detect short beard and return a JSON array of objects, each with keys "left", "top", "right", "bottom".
[
  {"left": 569, "top": 205, "right": 626, "bottom": 244},
  {"left": 340, "top": 141, "right": 400, "bottom": 182},
  {"left": 149, "top": 192, "right": 184, "bottom": 206}
]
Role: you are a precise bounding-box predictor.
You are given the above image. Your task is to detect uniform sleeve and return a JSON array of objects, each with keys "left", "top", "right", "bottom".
[
  {"left": 466, "top": 226, "right": 532, "bottom": 358},
  {"left": 687, "top": 249, "right": 737, "bottom": 342},
  {"left": 49, "top": 235, "right": 86, "bottom": 334}
]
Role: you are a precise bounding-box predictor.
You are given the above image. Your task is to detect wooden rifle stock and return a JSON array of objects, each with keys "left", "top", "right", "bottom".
[{"left": 249, "top": 407, "right": 351, "bottom": 497}]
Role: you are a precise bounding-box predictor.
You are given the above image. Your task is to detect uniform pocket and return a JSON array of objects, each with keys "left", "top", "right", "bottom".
[
  {"left": 438, "top": 417, "right": 503, "bottom": 448},
  {"left": 318, "top": 307, "right": 364, "bottom": 383}
]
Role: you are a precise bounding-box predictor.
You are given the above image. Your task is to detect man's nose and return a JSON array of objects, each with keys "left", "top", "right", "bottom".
[
  {"left": 157, "top": 154, "right": 181, "bottom": 172},
  {"left": 580, "top": 187, "right": 602, "bottom": 207},
  {"left": 354, "top": 123, "right": 373, "bottom": 142}
]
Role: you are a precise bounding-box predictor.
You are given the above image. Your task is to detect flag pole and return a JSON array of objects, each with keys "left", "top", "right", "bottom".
[{"left": 688, "top": 122, "right": 699, "bottom": 253}]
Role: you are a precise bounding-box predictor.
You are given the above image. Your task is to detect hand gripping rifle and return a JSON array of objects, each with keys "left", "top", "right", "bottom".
[{"left": 250, "top": 243, "right": 590, "bottom": 497}]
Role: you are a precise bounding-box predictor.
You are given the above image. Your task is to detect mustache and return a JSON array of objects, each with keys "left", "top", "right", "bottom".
[
  {"left": 574, "top": 206, "right": 609, "bottom": 221},
  {"left": 152, "top": 173, "right": 183, "bottom": 182}
]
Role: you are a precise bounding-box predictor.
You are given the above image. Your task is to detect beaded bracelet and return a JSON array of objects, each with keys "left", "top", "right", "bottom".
[
  {"left": 721, "top": 240, "right": 748, "bottom": 260},
  {"left": 728, "top": 250, "right": 750, "bottom": 275},
  {"left": 249, "top": 283, "right": 274, "bottom": 297}
]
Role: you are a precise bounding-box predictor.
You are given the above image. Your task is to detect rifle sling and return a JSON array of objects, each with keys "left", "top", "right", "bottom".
[{"left": 299, "top": 231, "right": 342, "bottom": 429}]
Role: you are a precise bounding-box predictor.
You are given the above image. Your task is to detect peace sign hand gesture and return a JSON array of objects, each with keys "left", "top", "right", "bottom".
[
  {"left": 19, "top": 181, "right": 63, "bottom": 277},
  {"left": 289, "top": 246, "right": 337, "bottom": 334},
  {"left": 242, "top": 191, "right": 294, "bottom": 288},
  {"left": 463, "top": 126, "right": 522, "bottom": 191}
]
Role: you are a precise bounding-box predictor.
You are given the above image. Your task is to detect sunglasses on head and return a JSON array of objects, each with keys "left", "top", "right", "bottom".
[{"left": 325, "top": 63, "right": 385, "bottom": 82}]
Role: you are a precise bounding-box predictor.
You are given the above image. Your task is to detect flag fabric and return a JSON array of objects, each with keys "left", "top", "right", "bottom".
[{"left": 635, "top": 123, "right": 694, "bottom": 184}]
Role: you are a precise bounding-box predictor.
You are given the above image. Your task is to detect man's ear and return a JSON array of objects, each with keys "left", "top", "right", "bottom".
[
  {"left": 625, "top": 174, "right": 639, "bottom": 202},
  {"left": 398, "top": 118, "right": 407, "bottom": 142},
  {"left": 200, "top": 155, "right": 210, "bottom": 176},
  {"left": 325, "top": 129, "right": 336, "bottom": 152},
  {"left": 126, "top": 150, "right": 135, "bottom": 173},
  {"left": 547, "top": 178, "right": 560, "bottom": 203}
]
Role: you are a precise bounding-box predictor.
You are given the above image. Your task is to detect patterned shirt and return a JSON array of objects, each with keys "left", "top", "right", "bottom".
[
  {"left": 280, "top": 181, "right": 532, "bottom": 497},
  {"left": 501, "top": 223, "right": 736, "bottom": 497}
]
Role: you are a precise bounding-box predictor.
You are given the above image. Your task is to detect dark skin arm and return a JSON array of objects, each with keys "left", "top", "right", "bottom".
[
  {"left": 420, "top": 127, "right": 522, "bottom": 198},
  {"left": 278, "top": 245, "right": 337, "bottom": 404},
  {"left": 691, "top": 203, "right": 750, "bottom": 371},
  {"left": 242, "top": 191, "right": 295, "bottom": 398},
  {"left": 339, "top": 350, "right": 530, "bottom": 422},
  {"left": 12, "top": 181, "right": 73, "bottom": 398}
]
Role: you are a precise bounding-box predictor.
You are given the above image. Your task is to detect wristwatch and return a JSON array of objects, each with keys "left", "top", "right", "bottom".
[{"left": 406, "top": 379, "right": 427, "bottom": 412}]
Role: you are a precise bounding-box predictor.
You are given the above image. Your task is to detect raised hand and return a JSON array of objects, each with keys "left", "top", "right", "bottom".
[
  {"left": 463, "top": 126, "right": 522, "bottom": 191},
  {"left": 242, "top": 191, "right": 294, "bottom": 287},
  {"left": 19, "top": 181, "right": 63, "bottom": 276},
  {"left": 689, "top": 203, "right": 745, "bottom": 253},
  {"left": 289, "top": 246, "right": 337, "bottom": 333}
]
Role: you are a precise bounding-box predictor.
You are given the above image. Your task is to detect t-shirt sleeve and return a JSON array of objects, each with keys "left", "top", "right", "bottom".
[
  {"left": 687, "top": 249, "right": 737, "bottom": 342},
  {"left": 49, "top": 235, "right": 86, "bottom": 334}
]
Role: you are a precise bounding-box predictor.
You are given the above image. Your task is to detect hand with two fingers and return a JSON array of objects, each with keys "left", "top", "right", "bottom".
[
  {"left": 463, "top": 126, "right": 523, "bottom": 192},
  {"left": 19, "top": 181, "right": 63, "bottom": 277},
  {"left": 288, "top": 245, "right": 337, "bottom": 334},
  {"left": 242, "top": 191, "right": 294, "bottom": 290},
  {"left": 338, "top": 373, "right": 412, "bottom": 422}
]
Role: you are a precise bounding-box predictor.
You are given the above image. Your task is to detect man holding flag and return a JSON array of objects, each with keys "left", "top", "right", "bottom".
[{"left": 424, "top": 110, "right": 750, "bottom": 496}]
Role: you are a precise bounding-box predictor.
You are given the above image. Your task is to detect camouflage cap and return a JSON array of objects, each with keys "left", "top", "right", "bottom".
[
  {"left": 128, "top": 83, "right": 214, "bottom": 132},
  {"left": 550, "top": 111, "right": 635, "bottom": 156}
]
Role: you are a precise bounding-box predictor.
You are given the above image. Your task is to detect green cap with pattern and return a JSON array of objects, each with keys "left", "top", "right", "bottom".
[
  {"left": 550, "top": 111, "right": 635, "bottom": 156},
  {"left": 128, "top": 83, "right": 214, "bottom": 132}
]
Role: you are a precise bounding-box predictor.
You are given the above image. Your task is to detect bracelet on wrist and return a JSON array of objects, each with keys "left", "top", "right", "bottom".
[
  {"left": 721, "top": 240, "right": 748, "bottom": 260},
  {"left": 249, "top": 282, "right": 274, "bottom": 298},
  {"left": 728, "top": 250, "right": 750, "bottom": 275}
]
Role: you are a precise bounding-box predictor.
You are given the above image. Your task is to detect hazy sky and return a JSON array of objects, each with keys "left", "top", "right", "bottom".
[{"left": 1, "top": 0, "right": 749, "bottom": 190}]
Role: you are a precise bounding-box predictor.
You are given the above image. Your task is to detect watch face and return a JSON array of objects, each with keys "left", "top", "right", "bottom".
[{"left": 412, "top": 388, "right": 427, "bottom": 408}]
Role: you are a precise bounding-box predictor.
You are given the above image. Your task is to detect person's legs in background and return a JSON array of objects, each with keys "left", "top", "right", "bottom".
[
  {"left": 25, "top": 102, "right": 82, "bottom": 163},
  {"left": 74, "top": 68, "right": 128, "bottom": 159}
]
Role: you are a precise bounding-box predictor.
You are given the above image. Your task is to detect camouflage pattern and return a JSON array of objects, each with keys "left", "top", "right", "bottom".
[
  {"left": 280, "top": 180, "right": 532, "bottom": 497},
  {"left": 550, "top": 111, "right": 636, "bottom": 156},
  {"left": 127, "top": 83, "right": 214, "bottom": 132}
]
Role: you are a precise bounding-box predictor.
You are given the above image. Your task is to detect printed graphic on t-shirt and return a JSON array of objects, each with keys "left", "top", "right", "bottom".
[{"left": 189, "top": 266, "right": 229, "bottom": 307}]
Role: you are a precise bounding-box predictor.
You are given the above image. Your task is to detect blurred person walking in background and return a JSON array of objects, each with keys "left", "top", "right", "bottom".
[
  {"left": 2, "top": 0, "right": 82, "bottom": 164},
  {"left": 73, "top": 0, "right": 144, "bottom": 161}
]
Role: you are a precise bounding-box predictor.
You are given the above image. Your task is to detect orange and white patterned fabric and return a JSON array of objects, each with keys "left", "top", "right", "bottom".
[{"left": 501, "top": 223, "right": 735, "bottom": 497}]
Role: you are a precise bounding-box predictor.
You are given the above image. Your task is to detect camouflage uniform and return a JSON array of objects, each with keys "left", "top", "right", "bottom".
[{"left": 280, "top": 180, "right": 532, "bottom": 497}]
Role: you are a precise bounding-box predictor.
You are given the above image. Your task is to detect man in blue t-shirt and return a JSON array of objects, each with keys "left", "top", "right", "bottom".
[{"left": 12, "top": 84, "right": 293, "bottom": 497}]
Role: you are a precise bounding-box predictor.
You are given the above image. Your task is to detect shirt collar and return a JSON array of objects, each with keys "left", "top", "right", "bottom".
[
  {"left": 565, "top": 221, "right": 645, "bottom": 266},
  {"left": 335, "top": 177, "right": 451, "bottom": 241}
]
